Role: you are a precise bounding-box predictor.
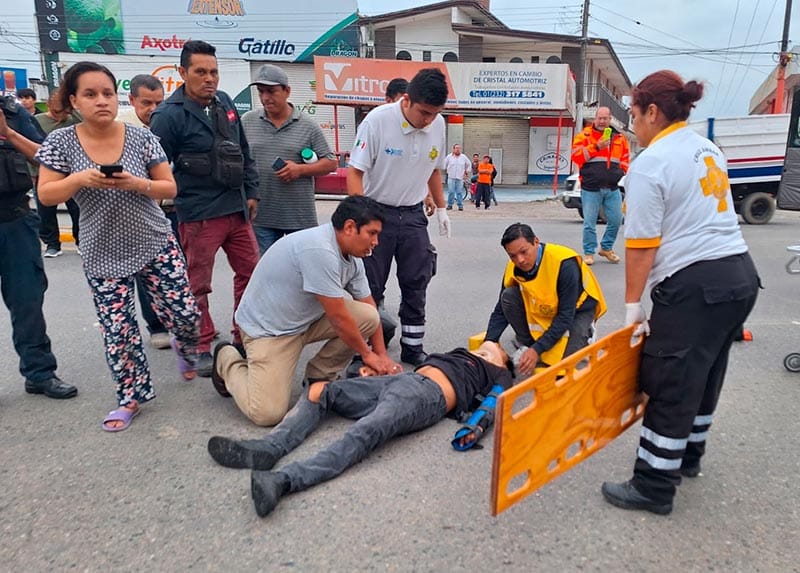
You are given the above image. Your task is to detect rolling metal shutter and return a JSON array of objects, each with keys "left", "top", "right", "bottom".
[
  {"left": 249, "top": 62, "right": 356, "bottom": 154},
  {"left": 462, "top": 117, "right": 530, "bottom": 184}
]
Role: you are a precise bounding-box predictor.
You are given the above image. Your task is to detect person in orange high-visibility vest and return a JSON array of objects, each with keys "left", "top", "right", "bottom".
[
  {"left": 475, "top": 154, "right": 496, "bottom": 210},
  {"left": 571, "top": 107, "right": 630, "bottom": 266}
]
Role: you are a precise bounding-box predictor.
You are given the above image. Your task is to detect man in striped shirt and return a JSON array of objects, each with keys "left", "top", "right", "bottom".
[{"left": 241, "top": 64, "right": 337, "bottom": 255}]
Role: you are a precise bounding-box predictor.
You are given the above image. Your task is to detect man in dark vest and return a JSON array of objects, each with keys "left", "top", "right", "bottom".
[
  {"left": 150, "top": 40, "right": 261, "bottom": 376},
  {"left": 0, "top": 97, "right": 76, "bottom": 399}
]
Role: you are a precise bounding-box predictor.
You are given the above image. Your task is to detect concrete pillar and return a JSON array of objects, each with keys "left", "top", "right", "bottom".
[{"left": 446, "top": 114, "right": 464, "bottom": 152}]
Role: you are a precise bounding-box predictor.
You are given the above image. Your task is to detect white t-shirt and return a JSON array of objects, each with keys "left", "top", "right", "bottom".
[
  {"left": 444, "top": 152, "right": 472, "bottom": 181},
  {"left": 235, "top": 223, "right": 371, "bottom": 338},
  {"left": 116, "top": 107, "right": 145, "bottom": 128},
  {"left": 624, "top": 122, "right": 748, "bottom": 289},
  {"left": 349, "top": 100, "right": 446, "bottom": 206}
]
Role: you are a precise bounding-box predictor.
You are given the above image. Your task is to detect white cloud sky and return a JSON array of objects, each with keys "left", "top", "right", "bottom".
[
  {"left": 1, "top": 0, "right": 796, "bottom": 119},
  {"left": 359, "top": 0, "right": 799, "bottom": 118}
]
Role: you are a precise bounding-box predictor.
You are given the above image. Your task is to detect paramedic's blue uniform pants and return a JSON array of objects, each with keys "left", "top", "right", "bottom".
[
  {"left": 0, "top": 213, "right": 58, "bottom": 382},
  {"left": 363, "top": 203, "right": 436, "bottom": 350}
]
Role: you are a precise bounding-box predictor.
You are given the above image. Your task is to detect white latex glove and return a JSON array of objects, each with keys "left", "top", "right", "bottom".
[
  {"left": 625, "top": 301, "right": 650, "bottom": 336},
  {"left": 435, "top": 207, "right": 451, "bottom": 238}
]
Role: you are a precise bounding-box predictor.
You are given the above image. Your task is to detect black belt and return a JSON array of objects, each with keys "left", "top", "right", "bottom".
[{"left": 379, "top": 202, "right": 423, "bottom": 212}]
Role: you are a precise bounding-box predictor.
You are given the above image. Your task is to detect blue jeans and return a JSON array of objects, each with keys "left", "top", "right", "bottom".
[
  {"left": 446, "top": 177, "right": 464, "bottom": 208},
  {"left": 581, "top": 187, "right": 623, "bottom": 254},
  {"left": 0, "top": 212, "right": 58, "bottom": 382},
  {"left": 263, "top": 373, "right": 447, "bottom": 492},
  {"left": 254, "top": 226, "right": 301, "bottom": 256}
]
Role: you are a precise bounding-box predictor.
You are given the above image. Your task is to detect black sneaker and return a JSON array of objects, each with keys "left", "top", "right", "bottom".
[
  {"left": 211, "top": 343, "right": 234, "bottom": 397},
  {"left": 25, "top": 375, "right": 77, "bottom": 399},
  {"left": 208, "top": 436, "right": 279, "bottom": 470},
  {"left": 601, "top": 480, "right": 673, "bottom": 515},
  {"left": 251, "top": 471, "right": 290, "bottom": 518},
  {"left": 680, "top": 461, "right": 702, "bottom": 478},
  {"left": 196, "top": 352, "right": 214, "bottom": 378},
  {"left": 400, "top": 345, "right": 428, "bottom": 367}
]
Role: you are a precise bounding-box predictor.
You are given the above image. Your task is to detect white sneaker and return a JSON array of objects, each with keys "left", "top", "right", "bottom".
[{"left": 44, "top": 247, "right": 62, "bottom": 258}]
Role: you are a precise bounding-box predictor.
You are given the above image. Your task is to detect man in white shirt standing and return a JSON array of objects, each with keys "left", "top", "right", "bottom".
[
  {"left": 347, "top": 68, "right": 451, "bottom": 366},
  {"left": 443, "top": 143, "right": 471, "bottom": 211}
]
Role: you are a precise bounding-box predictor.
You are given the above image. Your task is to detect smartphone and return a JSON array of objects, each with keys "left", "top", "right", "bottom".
[
  {"left": 272, "top": 156, "right": 287, "bottom": 171},
  {"left": 99, "top": 164, "right": 123, "bottom": 177}
]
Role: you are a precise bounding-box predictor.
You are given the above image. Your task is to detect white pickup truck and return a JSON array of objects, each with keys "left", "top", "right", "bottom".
[{"left": 562, "top": 114, "right": 789, "bottom": 225}]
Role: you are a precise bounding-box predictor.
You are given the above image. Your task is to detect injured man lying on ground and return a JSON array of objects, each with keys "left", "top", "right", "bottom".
[{"left": 206, "top": 341, "right": 514, "bottom": 517}]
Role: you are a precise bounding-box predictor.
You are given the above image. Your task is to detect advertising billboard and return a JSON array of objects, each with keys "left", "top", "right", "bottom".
[
  {"left": 0, "top": 67, "right": 29, "bottom": 95},
  {"left": 314, "top": 57, "right": 576, "bottom": 115},
  {"left": 35, "top": 0, "right": 359, "bottom": 62},
  {"left": 58, "top": 53, "right": 254, "bottom": 114}
]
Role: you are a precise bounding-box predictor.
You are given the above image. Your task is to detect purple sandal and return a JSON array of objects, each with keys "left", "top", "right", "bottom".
[
  {"left": 101, "top": 408, "right": 140, "bottom": 432},
  {"left": 171, "top": 338, "right": 197, "bottom": 380}
]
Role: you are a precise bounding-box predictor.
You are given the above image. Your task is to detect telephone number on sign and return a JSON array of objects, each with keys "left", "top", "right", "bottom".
[{"left": 469, "top": 90, "right": 545, "bottom": 98}]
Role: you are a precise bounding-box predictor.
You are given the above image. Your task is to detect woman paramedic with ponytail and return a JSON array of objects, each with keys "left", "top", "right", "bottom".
[{"left": 600, "top": 70, "right": 760, "bottom": 515}]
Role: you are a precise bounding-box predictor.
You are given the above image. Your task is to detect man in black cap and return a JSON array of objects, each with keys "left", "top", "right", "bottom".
[{"left": 241, "top": 64, "right": 337, "bottom": 255}]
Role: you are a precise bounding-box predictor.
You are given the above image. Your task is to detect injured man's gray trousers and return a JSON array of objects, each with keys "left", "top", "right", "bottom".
[{"left": 263, "top": 372, "right": 448, "bottom": 492}]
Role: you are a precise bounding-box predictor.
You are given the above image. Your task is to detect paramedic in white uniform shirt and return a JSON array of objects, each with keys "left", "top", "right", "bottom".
[
  {"left": 347, "top": 68, "right": 451, "bottom": 367},
  {"left": 600, "top": 69, "right": 760, "bottom": 516}
]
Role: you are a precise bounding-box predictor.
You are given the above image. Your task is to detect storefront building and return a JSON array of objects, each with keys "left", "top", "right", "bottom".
[
  {"left": 358, "top": 0, "right": 632, "bottom": 184},
  {"left": 34, "top": 0, "right": 361, "bottom": 153}
]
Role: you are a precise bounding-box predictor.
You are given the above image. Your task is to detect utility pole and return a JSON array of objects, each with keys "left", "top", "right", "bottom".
[
  {"left": 772, "top": 0, "right": 793, "bottom": 114},
  {"left": 577, "top": 0, "right": 590, "bottom": 128}
]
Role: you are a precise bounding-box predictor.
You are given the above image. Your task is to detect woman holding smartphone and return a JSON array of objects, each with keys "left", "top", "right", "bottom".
[{"left": 36, "top": 61, "right": 200, "bottom": 432}]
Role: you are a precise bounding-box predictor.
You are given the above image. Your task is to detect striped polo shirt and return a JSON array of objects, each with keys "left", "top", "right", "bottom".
[{"left": 242, "top": 104, "right": 334, "bottom": 230}]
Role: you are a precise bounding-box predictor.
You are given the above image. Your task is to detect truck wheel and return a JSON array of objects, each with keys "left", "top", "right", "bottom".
[
  {"left": 784, "top": 353, "right": 800, "bottom": 373},
  {"left": 741, "top": 192, "right": 776, "bottom": 225}
]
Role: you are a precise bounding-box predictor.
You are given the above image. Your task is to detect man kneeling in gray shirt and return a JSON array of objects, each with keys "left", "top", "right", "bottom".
[{"left": 212, "top": 196, "right": 401, "bottom": 426}]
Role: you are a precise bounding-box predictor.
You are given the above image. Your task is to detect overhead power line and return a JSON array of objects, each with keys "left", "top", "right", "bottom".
[
  {"left": 721, "top": 0, "right": 782, "bottom": 115},
  {"left": 712, "top": 0, "right": 742, "bottom": 112}
]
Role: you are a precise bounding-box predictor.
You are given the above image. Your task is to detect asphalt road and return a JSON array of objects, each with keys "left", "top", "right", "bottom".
[{"left": 2, "top": 199, "right": 799, "bottom": 572}]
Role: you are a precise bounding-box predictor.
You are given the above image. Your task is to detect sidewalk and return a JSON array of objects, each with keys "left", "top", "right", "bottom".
[{"left": 492, "top": 183, "right": 562, "bottom": 203}]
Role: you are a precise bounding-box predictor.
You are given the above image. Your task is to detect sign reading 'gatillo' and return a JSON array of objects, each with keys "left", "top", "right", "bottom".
[{"left": 34, "top": 0, "right": 358, "bottom": 62}]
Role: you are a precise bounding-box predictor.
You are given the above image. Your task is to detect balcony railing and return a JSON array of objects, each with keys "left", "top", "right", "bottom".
[{"left": 583, "top": 83, "right": 629, "bottom": 126}]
